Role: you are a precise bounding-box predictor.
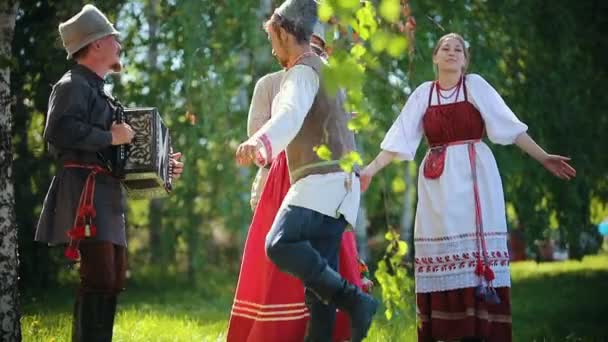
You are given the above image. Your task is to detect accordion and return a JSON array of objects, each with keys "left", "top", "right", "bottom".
[{"left": 112, "top": 107, "right": 173, "bottom": 199}]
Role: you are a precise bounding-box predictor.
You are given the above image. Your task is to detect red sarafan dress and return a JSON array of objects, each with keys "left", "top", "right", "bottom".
[{"left": 227, "top": 151, "right": 365, "bottom": 342}]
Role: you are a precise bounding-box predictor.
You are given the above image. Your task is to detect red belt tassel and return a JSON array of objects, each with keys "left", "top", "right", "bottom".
[
  {"left": 63, "top": 163, "right": 110, "bottom": 261},
  {"left": 467, "top": 144, "right": 500, "bottom": 304}
]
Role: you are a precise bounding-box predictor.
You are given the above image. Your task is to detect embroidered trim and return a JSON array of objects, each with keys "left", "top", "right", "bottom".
[
  {"left": 258, "top": 134, "right": 272, "bottom": 165},
  {"left": 415, "top": 250, "right": 510, "bottom": 274},
  {"left": 255, "top": 151, "right": 266, "bottom": 166},
  {"left": 415, "top": 231, "right": 507, "bottom": 242},
  {"left": 416, "top": 269, "right": 511, "bottom": 293}
]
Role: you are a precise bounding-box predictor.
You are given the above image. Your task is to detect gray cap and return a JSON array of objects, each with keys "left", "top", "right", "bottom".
[
  {"left": 275, "top": 0, "right": 318, "bottom": 38},
  {"left": 58, "top": 4, "right": 120, "bottom": 59}
]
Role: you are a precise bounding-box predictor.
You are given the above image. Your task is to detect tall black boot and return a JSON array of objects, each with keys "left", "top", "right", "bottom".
[
  {"left": 308, "top": 266, "right": 378, "bottom": 342},
  {"left": 304, "top": 290, "right": 336, "bottom": 342},
  {"left": 72, "top": 293, "right": 116, "bottom": 342},
  {"left": 72, "top": 292, "right": 101, "bottom": 342},
  {"left": 71, "top": 294, "right": 83, "bottom": 342},
  {"left": 100, "top": 294, "right": 118, "bottom": 341}
]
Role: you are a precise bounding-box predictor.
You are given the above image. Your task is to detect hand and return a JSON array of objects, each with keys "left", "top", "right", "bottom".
[
  {"left": 235, "top": 139, "right": 262, "bottom": 166},
  {"left": 111, "top": 121, "right": 134, "bottom": 145},
  {"left": 170, "top": 152, "right": 184, "bottom": 180},
  {"left": 541, "top": 154, "right": 576, "bottom": 180},
  {"left": 359, "top": 166, "right": 374, "bottom": 192}
]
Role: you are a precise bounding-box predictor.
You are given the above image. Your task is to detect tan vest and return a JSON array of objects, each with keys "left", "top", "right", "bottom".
[{"left": 286, "top": 54, "right": 356, "bottom": 183}]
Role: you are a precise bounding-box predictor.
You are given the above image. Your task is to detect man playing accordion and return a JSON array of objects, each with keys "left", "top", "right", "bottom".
[{"left": 35, "top": 5, "right": 183, "bottom": 341}]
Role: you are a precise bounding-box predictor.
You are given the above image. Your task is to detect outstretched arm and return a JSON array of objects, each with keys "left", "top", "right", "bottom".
[
  {"left": 360, "top": 84, "right": 429, "bottom": 192},
  {"left": 359, "top": 150, "right": 399, "bottom": 192},
  {"left": 467, "top": 74, "right": 575, "bottom": 180},
  {"left": 515, "top": 132, "right": 576, "bottom": 180}
]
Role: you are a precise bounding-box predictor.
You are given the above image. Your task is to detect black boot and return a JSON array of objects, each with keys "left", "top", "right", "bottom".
[
  {"left": 100, "top": 294, "right": 118, "bottom": 341},
  {"left": 308, "top": 266, "right": 378, "bottom": 342},
  {"left": 73, "top": 292, "right": 100, "bottom": 342},
  {"left": 304, "top": 290, "right": 336, "bottom": 342},
  {"left": 72, "top": 293, "right": 117, "bottom": 342},
  {"left": 71, "top": 294, "right": 83, "bottom": 342}
]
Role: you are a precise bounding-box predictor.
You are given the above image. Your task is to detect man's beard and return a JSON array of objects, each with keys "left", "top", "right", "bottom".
[
  {"left": 110, "top": 61, "right": 122, "bottom": 73},
  {"left": 273, "top": 37, "right": 289, "bottom": 68}
]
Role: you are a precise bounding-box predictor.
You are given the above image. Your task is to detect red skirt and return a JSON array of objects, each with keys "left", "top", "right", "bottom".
[
  {"left": 227, "top": 152, "right": 363, "bottom": 342},
  {"left": 417, "top": 287, "right": 512, "bottom": 342}
]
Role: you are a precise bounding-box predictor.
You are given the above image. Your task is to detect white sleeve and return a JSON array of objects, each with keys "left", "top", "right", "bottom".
[
  {"left": 247, "top": 75, "right": 275, "bottom": 137},
  {"left": 252, "top": 65, "right": 319, "bottom": 163},
  {"left": 467, "top": 74, "right": 528, "bottom": 145},
  {"left": 380, "top": 82, "right": 430, "bottom": 161}
]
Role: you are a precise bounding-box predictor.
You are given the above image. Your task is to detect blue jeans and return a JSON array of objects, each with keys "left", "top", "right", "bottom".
[
  {"left": 265, "top": 205, "right": 347, "bottom": 338},
  {"left": 265, "top": 205, "right": 346, "bottom": 284}
]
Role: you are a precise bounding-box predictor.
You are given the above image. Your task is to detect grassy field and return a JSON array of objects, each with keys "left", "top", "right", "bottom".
[{"left": 21, "top": 255, "right": 608, "bottom": 341}]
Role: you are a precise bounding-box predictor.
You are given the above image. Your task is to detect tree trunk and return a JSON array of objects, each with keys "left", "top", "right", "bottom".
[{"left": 0, "top": 1, "right": 22, "bottom": 340}]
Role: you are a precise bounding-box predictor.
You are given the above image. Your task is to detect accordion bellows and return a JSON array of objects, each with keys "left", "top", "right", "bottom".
[{"left": 121, "top": 107, "right": 172, "bottom": 198}]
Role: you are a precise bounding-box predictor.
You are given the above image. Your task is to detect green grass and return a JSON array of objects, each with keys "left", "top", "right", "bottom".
[
  {"left": 510, "top": 255, "right": 608, "bottom": 341},
  {"left": 22, "top": 288, "right": 229, "bottom": 342},
  {"left": 21, "top": 255, "right": 608, "bottom": 341}
]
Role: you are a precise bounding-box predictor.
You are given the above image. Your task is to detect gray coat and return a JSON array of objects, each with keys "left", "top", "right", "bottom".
[{"left": 35, "top": 64, "right": 126, "bottom": 247}]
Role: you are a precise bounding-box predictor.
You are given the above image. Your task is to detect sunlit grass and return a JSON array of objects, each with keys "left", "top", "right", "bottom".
[
  {"left": 21, "top": 255, "right": 608, "bottom": 341},
  {"left": 21, "top": 283, "right": 231, "bottom": 342},
  {"left": 510, "top": 254, "right": 608, "bottom": 341}
]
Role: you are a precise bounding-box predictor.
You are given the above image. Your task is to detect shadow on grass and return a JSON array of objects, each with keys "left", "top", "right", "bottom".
[{"left": 512, "top": 267, "right": 608, "bottom": 342}]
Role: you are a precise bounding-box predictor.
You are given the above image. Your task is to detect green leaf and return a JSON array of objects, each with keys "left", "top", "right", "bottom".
[
  {"left": 379, "top": 0, "right": 400, "bottom": 23},
  {"left": 350, "top": 43, "right": 367, "bottom": 59},
  {"left": 347, "top": 111, "right": 370, "bottom": 132},
  {"left": 345, "top": 89, "right": 363, "bottom": 106},
  {"left": 323, "top": 51, "right": 366, "bottom": 96},
  {"left": 385, "top": 308, "right": 393, "bottom": 320},
  {"left": 371, "top": 30, "right": 390, "bottom": 53},
  {"left": 347, "top": 120, "right": 361, "bottom": 132},
  {"left": 391, "top": 176, "right": 406, "bottom": 193},
  {"left": 318, "top": 2, "right": 334, "bottom": 22},
  {"left": 314, "top": 144, "right": 333, "bottom": 160},
  {"left": 386, "top": 35, "right": 408, "bottom": 57},
  {"left": 354, "top": 4, "right": 378, "bottom": 40},
  {"left": 339, "top": 151, "right": 364, "bottom": 172},
  {"left": 397, "top": 241, "right": 408, "bottom": 256},
  {"left": 337, "top": 0, "right": 360, "bottom": 10}
]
